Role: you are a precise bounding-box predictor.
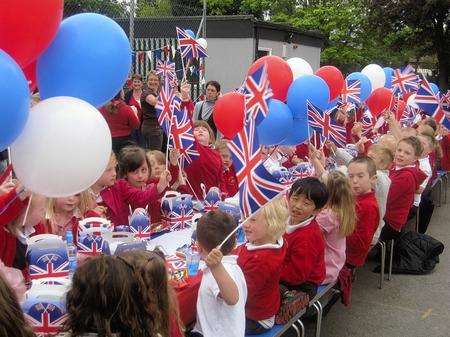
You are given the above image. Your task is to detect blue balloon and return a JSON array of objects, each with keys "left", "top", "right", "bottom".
[
  {"left": 429, "top": 82, "right": 440, "bottom": 95},
  {"left": 287, "top": 75, "right": 330, "bottom": 120},
  {"left": 186, "top": 29, "right": 196, "bottom": 38},
  {"left": 0, "top": 50, "right": 30, "bottom": 151},
  {"left": 37, "top": 13, "right": 132, "bottom": 107},
  {"left": 346, "top": 72, "right": 372, "bottom": 101},
  {"left": 383, "top": 67, "right": 394, "bottom": 89},
  {"left": 257, "top": 99, "right": 294, "bottom": 145},
  {"left": 280, "top": 118, "right": 309, "bottom": 145}
]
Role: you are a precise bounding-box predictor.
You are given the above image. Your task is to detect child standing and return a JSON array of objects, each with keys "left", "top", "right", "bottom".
[
  {"left": 237, "top": 198, "right": 288, "bottom": 334},
  {"left": 382, "top": 137, "right": 427, "bottom": 242},
  {"left": 346, "top": 157, "right": 380, "bottom": 268},
  {"left": 215, "top": 140, "right": 238, "bottom": 198},
  {"left": 280, "top": 177, "right": 328, "bottom": 298},
  {"left": 316, "top": 171, "right": 356, "bottom": 284},
  {"left": 192, "top": 210, "right": 247, "bottom": 337}
]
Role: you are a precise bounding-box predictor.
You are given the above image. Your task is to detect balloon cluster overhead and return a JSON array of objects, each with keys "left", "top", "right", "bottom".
[{"left": 0, "top": 1, "right": 131, "bottom": 197}]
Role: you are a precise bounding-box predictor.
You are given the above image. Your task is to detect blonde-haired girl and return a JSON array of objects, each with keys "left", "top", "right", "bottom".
[
  {"left": 316, "top": 170, "right": 356, "bottom": 284},
  {"left": 237, "top": 197, "right": 288, "bottom": 334}
]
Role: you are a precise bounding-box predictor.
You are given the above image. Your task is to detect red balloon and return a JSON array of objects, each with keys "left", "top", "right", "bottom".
[
  {"left": 22, "top": 61, "right": 37, "bottom": 93},
  {"left": 248, "top": 56, "right": 293, "bottom": 102},
  {"left": 366, "top": 87, "right": 393, "bottom": 117},
  {"left": 315, "top": 66, "right": 344, "bottom": 101},
  {"left": 213, "top": 93, "right": 245, "bottom": 139},
  {"left": 0, "top": 0, "right": 63, "bottom": 68}
]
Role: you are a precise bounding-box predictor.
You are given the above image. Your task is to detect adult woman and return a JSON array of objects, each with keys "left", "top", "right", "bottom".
[
  {"left": 193, "top": 80, "right": 221, "bottom": 137},
  {"left": 141, "top": 71, "right": 163, "bottom": 151},
  {"left": 125, "top": 74, "right": 144, "bottom": 146},
  {"left": 99, "top": 90, "right": 140, "bottom": 155}
]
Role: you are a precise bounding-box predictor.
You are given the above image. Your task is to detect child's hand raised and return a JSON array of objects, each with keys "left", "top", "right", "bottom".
[
  {"left": 205, "top": 247, "right": 223, "bottom": 270},
  {"left": 169, "top": 149, "right": 180, "bottom": 166},
  {"left": 157, "top": 170, "right": 172, "bottom": 194}
]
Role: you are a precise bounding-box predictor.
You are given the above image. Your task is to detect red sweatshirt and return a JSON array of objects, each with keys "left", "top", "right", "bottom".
[
  {"left": 237, "top": 240, "right": 287, "bottom": 321},
  {"left": 440, "top": 134, "right": 450, "bottom": 171},
  {"left": 385, "top": 166, "right": 427, "bottom": 231},
  {"left": 184, "top": 142, "right": 224, "bottom": 200},
  {"left": 99, "top": 101, "right": 140, "bottom": 138},
  {"left": 222, "top": 165, "right": 238, "bottom": 198},
  {"left": 346, "top": 191, "right": 380, "bottom": 267},
  {"left": 280, "top": 218, "right": 325, "bottom": 286},
  {"left": 100, "top": 179, "right": 161, "bottom": 227}
]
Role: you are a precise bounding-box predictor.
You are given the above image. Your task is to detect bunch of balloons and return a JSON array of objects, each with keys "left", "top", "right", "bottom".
[{"left": 0, "top": 1, "right": 132, "bottom": 197}]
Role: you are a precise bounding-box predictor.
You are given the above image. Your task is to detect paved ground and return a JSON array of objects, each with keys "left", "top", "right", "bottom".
[{"left": 288, "top": 188, "right": 449, "bottom": 337}]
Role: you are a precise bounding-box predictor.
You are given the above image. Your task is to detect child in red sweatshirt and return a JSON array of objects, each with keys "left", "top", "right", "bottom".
[
  {"left": 277, "top": 177, "right": 328, "bottom": 323},
  {"left": 381, "top": 136, "right": 427, "bottom": 242},
  {"left": 215, "top": 140, "right": 238, "bottom": 198},
  {"left": 346, "top": 156, "right": 380, "bottom": 267},
  {"left": 237, "top": 197, "right": 287, "bottom": 334}
]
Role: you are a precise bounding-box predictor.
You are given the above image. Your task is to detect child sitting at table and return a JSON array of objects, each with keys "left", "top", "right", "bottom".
[
  {"left": 192, "top": 210, "right": 247, "bottom": 337},
  {"left": 278, "top": 177, "right": 328, "bottom": 324},
  {"left": 88, "top": 152, "right": 171, "bottom": 228},
  {"left": 118, "top": 249, "right": 183, "bottom": 337},
  {"left": 64, "top": 255, "right": 166, "bottom": 337},
  {"left": 237, "top": 197, "right": 288, "bottom": 334}
]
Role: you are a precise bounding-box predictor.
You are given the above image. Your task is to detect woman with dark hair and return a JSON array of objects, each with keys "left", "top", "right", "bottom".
[
  {"left": 141, "top": 71, "right": 163, "bottom": 151},
  {"left": 193, "top": 80, "right": 221, "bottom": 137},
  {"left": 0, "top": 273, "right": 36, "bottom": 337},
  {"left": 125, "top": 74, "right": 145, "bottom": 146},
  {"left": 99, "top": 90, "right": 140, "bottom": 155}
]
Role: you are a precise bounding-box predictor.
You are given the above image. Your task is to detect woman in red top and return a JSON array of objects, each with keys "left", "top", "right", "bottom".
[
  {"left": 125, "top": 74, "right": 145, "bottom": 146},
  {"left": 100, "top": 90, "right": 140, "bottom": 155}
]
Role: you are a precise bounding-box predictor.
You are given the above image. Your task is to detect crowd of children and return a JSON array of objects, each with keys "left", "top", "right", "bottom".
[{"left": 0, "top": 71, "right": 449, "bottom": 337}]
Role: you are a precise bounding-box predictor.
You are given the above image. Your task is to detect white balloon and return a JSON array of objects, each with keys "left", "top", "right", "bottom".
[
  {"left": 11, "top": 96, "right": 112, "bottom": 197},
  {"left": 361, "top": 64, "right": 386, "bottom": 91},
  {"left": 197, "top": 38, "right": 207, "bottom": 50},
  {"left": 287, "top": 57, "right": 313, "bottom": 79}
]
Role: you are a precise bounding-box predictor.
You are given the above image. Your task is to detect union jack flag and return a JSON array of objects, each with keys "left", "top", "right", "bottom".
[
  {"left": 176, "top": 27, "right": 208, "bottom": 60},
  {"left": 28, "top": 250, "right": 69, "bottom": 280},
  {"left": 361, "top": 108, "right": 374, "bottom": 135},
  {"left": 77, "top": 235, "right": 109, "bottom": 256},
  {"left": 415, "top": 78, "right": 445, "bottom": 124},
  {"left": 203, "top": 187, "right": 221, "bottom": 212},
  {"left": 307, "top": 101, "right": 347, "bottom": 148},
  {"left": 162, "top": 195, "right": 194, "bottom": 231},
  {"left": 155, "top": 86, "right": 181, "bottom": 133},
  {"left": 310, "top": 130, "right": 325, "bottom": 149},
  {"left": 167, "top": 106, "right": 200, "bottom": 168},
  {"left": 229, "top": 121, "right": 285, "bottom": 218},
  {"left": 24, "top": 302, "right": 67, "bottom": 336},
  {"left": 271, "top": 168, "right": 295, "bottom": 187},
  {"left": 156, "top": 59, "right": 176, "bottom": 81},
  {"left": 289, "top": 162, "right": 315, "bottom": 179},
  {"left": 340, "top": 79, "right": 361, "bottom": 105},
  {"left": 129, "top": 208, "right": 151, "bottom": 239},
  {"left": 400, "top": 104, "right": 419, "bottom": 127},
  {"left": 243, "top": 64, "right": 273, "bottom": 125},
  {"left": 392, "top": 65, "right": 420, "bottom": 96},
  {"left": 440, "top": 90, "right": 450, "bottom": 116}
]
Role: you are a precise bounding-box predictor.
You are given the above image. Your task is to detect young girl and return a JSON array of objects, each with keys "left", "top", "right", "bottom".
[
  {"left": 316, "top": 171, "right": 356, "bottom": 284},
  {"left": 119, "top": 249, "right": 183, "bottom": 337},
  {"left": 215, "top": 140, "right": 238, "bottom": 198},
  {"left": 237, "top": 198, "right": 288, "bottom": 334},
  {"left": 183, "top": 120, "right": 224, "bottom": 200},
  {"left": 89, "top": 152, "right": 171, "bottom": 228},
  {"left": 64, "top": 255, "right": 166, "bottom": 337}
]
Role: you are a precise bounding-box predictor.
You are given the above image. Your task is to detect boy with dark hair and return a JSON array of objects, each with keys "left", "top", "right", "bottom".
[
  {"left": 192, "top": 211, "right": 247, "bottom": 337},
  {"left": 277, "top": 177, "right": 328, "bottom": 323},
  {"left": 346, "top": 156, "right": 380, "bottom": 268},
  {"left": 382, "top": 136, "right": 427, "bottom": 241}
]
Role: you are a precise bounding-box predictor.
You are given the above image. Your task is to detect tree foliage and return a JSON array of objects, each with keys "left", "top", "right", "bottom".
[{"left": 64, "top": 0, "right": 127, "bottom": 18}]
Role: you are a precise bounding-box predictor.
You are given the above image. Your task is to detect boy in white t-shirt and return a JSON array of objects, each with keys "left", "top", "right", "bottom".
[{"left": 191, "top": 210, "right": 247, "bottom": 337}]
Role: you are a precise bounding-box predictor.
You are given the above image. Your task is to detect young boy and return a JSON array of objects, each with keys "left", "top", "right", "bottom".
[
  {"left": 193, "top": 211, "right": 247, "bottom": 337},
  {"left": 215, "top": 140, "right": 238, "bottom": 198},
  {"left": 367, "top": 145, "right": 393, "bottom": 245},
  {"left": 280, "top": 177, "right": 328, "bottom": 298},
  {"left": 382, "top": 136, "right": 427, "bottom": 242},
  {"left": 346, "top": 156, "right": 380, "bottom": 268}
]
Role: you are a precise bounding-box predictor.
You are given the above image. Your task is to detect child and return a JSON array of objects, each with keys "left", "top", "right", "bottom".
[
  {"left": 147, "top": 150, "right": 166, "bottom": 180},
  {"left": 280, "top": 177, "right": 328, "bottom": 298},
  {"left": 237, "top": 198, "right": 288, "bottom": 334},
  {"left": 119, "top": 146, "right": 152, "bottom": 189},
  {"left": 382, "top": 136, "right": 427, "bottom": 242},
  {"left": 119, "top": 250, "right": 183, "bottom": 337},
  {"left": 367, "top": 145, "right": 393, "bottom": 244},
  {"left": 316, "top": 171, "right": 356, "bottom": 284},
  {"left": 193, "top": 210, "right": 247, "bottom": 337},
  {"left": 184, "top": 121, "right": 224, "bottom": 200},
  {"left": 346, "top": 156, "right": 380, "bottom": 268},
  {"left": 64, "top": 255, "right": 164, "bottom": 337},
  {"left": 215, "top": 140, "right": 238, "bottom": 198},
  {"left": 89, "top": 153, "right": 170, "bottom": 227}
]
